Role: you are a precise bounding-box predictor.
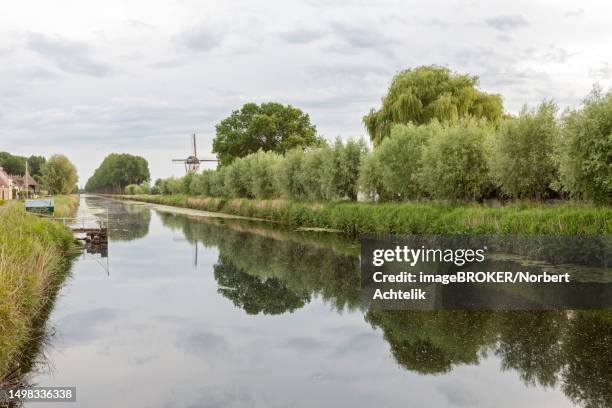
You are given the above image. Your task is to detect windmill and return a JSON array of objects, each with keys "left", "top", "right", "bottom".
[{"left": 172, "top": 134, "right": 218, "bottom": 173}]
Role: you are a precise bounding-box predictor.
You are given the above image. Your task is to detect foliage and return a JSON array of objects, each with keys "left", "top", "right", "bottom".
[
  {"left": 361, "top": 123, "right": 431, "bottom": 201},
  {"left": 319, "top": 139, "right": 368, "bottom": 201},
  {"left": 357, "top": 152, "right": 383, "bottom": 201},
  {"left": 244, "top": 150, "right": 280, "bottom": 199},
  {"left": 363, "top": 66, "right": 503, "bottom": 146},
  {"left": 421, "top": 119, "right": 493, "bottom": 200},
  {"left": 557, "top": 87, "right": 612, "bottom": 203},
  {"left": 161, "top": 138, "right": 367, "bottom": 202},
  {"left": 0, "top": 202, "right": 76, "bottom": 383},
  {"left": 0, "top": 153, "right": 46, "bottom": 177},
  {"left": 52, "top": 195, "right": 80, "bottom": 218},
  {"left": 274, "top": 148, "right": 306, "bottom": 199},
  {"left": 158, "top": 177, "right": 184, "bottom": 195},
  {"left": 85, "top": 153, "right": 150, "bottom": 194},
  {"left": 124, "top": 184, "right": 145, "bottom": 195},
  {"left": 489, "top": 102, "right": 560, "bottom": 199},
  {"left": 121, "top": 194, "right": 611, "bottom": 235},
  {"left": 41, "top": 155, "right": 79, "bottom": 195},
  {"left": 213, "top": 102, "right": 322, "bottom": 165}
]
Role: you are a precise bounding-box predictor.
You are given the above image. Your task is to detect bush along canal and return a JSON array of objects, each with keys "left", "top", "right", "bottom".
[
  {"left": 117, "top": 194, "right": 611, "bottom": 235},
  {"left": 0, "top": 196, "right": 80, "bottom": 386},
  {"left": 2, "top": 194, "right": 608, "bottom": 407}
]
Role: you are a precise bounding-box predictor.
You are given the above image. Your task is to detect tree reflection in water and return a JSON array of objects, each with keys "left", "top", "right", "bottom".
[
  {"left": 158, "top": 210, "right": 612, "bottom": 408},
  {"left": 368, "top": 310, "right": 612, "bottom": 408},
  {"left": 214, "top": 256, "right": 310, "bottom": 315},
  {"left": 85, "top": 196, "right": 152, "bottom": 241}
]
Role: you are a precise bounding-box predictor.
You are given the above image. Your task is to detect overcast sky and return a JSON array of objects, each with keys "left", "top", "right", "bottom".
[{"left": 1, "top": 0, "right": 611, "bottom": 184}]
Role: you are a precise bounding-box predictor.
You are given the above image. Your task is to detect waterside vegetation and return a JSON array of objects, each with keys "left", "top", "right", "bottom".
[
  {"left": 118, "top": 194, "right": 611, "bottom": 236},
  {"left": 0, "top": 196, "right": 79, "bottom": 385}
]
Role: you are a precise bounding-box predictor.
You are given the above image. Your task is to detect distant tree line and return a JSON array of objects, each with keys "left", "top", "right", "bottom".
[
  {"left": 122, "top": 65, "right": 610, "bottom": 204},
  {"left": 85, "top": 153, "right": 150, "bottom": 194},
  {"left": 0, "top": 152, "right": 78, "bottom": 194},
  {"left": 152, "top": 138, "right": 367, "bottom": 201},
  {"left": 0, "top": 152, "right": 46, "bottom": 182}
]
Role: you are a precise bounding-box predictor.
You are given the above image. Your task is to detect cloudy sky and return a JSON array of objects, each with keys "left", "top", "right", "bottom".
[{"left": 1, "top": 0, "right": 611, "bottom": 184}]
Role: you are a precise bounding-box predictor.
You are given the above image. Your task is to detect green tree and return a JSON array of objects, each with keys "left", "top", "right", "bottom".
[
  {"left": 421, "top": 119, "right": 493, "bottom": 200},
  {"left": 362, "top": 123, "right": 432, "bottom": 201},
  {"left": 489, "top": 102, "right": 560, "bottom": 199},
  {"left": 85, "top": 153, "right": 150, "bottom": 193},
  {"left": 557, "top": 86, "right": 612, "bottom": 203},
  {"left": 213, "top": 102, "right": 322, "bottom": 165},
  {"left": 42, "top": 154, "right": 79, "bottom": 194},
  {"left": 320, "top": 138, "right": 368, "bottom": 201},
  {"left": 358, "top": 151, "right": 384, "bottom": 201},
  {"left": 0, "top": 152, "right": 25, "bottom": 175},
  {"left": 27, "top": 155, "right": 46, "bottom": 177},
  {"left": 363, "top": 66, "right": 503, "bottom": 146}
]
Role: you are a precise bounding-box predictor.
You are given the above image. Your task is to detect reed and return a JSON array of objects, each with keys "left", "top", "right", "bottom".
[
  {"left": 120, "top": 195, "right": 611, "bottom": 235},
  {"left": 0, "top": 202, "right": 77, "bottom": 384}
]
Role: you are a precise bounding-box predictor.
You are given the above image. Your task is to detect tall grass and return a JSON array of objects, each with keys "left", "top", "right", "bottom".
[
  {"left": 0, "top": 202, "right": 77, "bottom": 384},
  {"left": 120, "top": 194, "right": 611, "bottom": 235},
  {"left": 52, "top": 194, "right": 80, "bottom": 218}
]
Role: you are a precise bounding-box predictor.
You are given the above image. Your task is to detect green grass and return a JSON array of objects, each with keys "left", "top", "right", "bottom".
[
  {"left": 52, "top": 194, "right": 80, "bottom": 218},
  {"left": 120, "top": 194, "right": 611, "bottom": 235},
  {"left": 0, "top": 201, "right": 78, "bottom": 385}
]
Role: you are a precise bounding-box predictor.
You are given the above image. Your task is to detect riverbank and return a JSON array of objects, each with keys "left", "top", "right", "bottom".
[
  {"left": 0, "top": 196, "right": 79, "bottom": 385},
  {"left": 117, "top": 194, "right": 611, "bottom": 235},
  {"left": 52, "top": 194, "right": 80, "bottom": 218}
]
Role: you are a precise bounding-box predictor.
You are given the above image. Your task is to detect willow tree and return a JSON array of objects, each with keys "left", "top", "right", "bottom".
[
  {"left": 363, "top": 66, "right": 504, "bottom": 146},
  {"left": 42, "top": 154, "right": 78, "bottom": 194}
]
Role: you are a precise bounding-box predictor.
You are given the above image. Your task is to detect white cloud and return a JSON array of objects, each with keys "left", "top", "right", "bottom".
[
  {"left": 25, "top": 33, "right": 114, "bottom": 77},
  {"left": 1, "top": 0, "right": 611, "bottom": 183},
  {"left": 484, "top": 14, "right": 530, "bottom": 32}
]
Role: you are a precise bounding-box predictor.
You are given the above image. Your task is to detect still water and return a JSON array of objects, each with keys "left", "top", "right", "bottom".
[{"left": 26, "top": 195, "right": 611, "bottom": 407}]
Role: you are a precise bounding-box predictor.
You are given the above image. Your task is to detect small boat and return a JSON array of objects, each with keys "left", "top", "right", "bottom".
[{"left": 25, "top": 198, "right": 54, "bottom": 214}]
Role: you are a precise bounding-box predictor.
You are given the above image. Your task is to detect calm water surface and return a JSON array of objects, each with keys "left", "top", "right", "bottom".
[{"left": 26, "top": 195, "right": 612, "bottom": 407}]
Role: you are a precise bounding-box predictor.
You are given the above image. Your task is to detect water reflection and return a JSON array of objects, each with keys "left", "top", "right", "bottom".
[
  {"left": 85, "top": 196, "right": 151, "bottom": 241},
  {"left": 214, "top": 257, "right": 310, "bottom": 315},
  {"left": 158, "top": 212, "right": 362, "bottom": 311},
  {"left": 158, "top": 208, "right": 612, "bottom": 408}
]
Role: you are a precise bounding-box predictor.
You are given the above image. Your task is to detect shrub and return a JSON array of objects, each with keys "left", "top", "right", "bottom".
[
  {"left": 298, "top": 148, "right": 326, "bottom": 200},
  {"left": 246, "top": 150, "right": 279, "bottom": 199},
  {"left": 124, "top": 184, "right": 144, "bottom": 195},
  {"left": 374, "top": 123, "right": 431, "bottom": 200},
  {"left": 358, "top": 151, "right": 386, "bottom": 201},
  {"left": 321, "top": 138, "right": 367, "bottom": 201},
  {"left": 190, "top": 170, "right": 214, "bottom": 196},
  {"left": 489, "top": 102, "right": 560, "bottom": 199},
  {"left": 161, "top": 177, "right": 185, "bottom": 195},
  {"left": 224, "top": 158, "right": 250, "bottom": 198},
  {"left": 274, "top": 148, "right": 306, "bottom": 199},
  {"left": 421, "top": 119, "right": 493, "bottom": 200},
  {"left": 558, "top": 87, "right": 612, "bottom": 203},
  {"left": 210, "top": 166, "right": 229, "bottom": 197},
  {"left": 182, "top": 173, "right": 195, "bottom": 195}
]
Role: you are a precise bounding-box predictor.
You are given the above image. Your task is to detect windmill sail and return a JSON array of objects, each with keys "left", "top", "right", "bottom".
[{"left": 172, "top": 134, "right": 218, "bottom": 174}]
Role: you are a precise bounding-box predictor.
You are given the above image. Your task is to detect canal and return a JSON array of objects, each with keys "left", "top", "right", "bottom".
[{"left": 25, "top": 195, "right": 611, "bottom": 407}]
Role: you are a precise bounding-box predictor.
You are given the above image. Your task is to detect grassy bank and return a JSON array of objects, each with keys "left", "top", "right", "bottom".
[
  {"left": 52, "top": 194, "right": 80, "bottom": 218},
  {"left": 0, "top": 200, "right": 79, "bottom": 385},
  {"left": 119, "top": 194, "right": 611, "bottom": 235}
]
